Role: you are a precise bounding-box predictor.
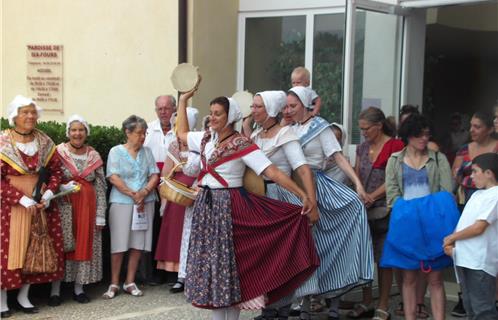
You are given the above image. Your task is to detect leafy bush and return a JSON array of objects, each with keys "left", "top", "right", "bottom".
[{"left": 1, "top": 118, "right": 124, "bottom": 163}]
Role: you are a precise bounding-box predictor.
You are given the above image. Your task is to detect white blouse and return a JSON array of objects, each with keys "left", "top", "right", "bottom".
[
  {"left": 16, "top": 141, "right": 38, "bottom": 156},
  {"left": 251, "top": 126, "right": 307, "bottom": 177},
  {"left": 291, "top": 121, "right": 342, "bottom": 170},
  {"left": 187, "top": 132, "right": 272, "bottom": 189}
]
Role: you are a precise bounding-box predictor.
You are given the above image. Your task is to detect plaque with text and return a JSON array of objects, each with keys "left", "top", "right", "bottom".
[{"left": 26, "top": 45, "right": 63, "bottom": 112}]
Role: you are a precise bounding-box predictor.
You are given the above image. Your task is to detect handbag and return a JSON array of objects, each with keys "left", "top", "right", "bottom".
[{"left": 23, "top": 210, "right": 58, "bottom": 274}]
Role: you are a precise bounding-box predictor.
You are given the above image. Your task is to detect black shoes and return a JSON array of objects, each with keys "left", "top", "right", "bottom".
[
  {"left": 47, "top": 295, "right": 62, "bottom": 307},
  {"left": 14, "top": 301, "right": 39, "bottom": 314},
  {"left": 1, "top": 310, "right": 12, "bottom": 318},
  {"left": 73, "top": 292, "right": 90, "bottom": 304},
  {"left": 169, "top": 282, "right": 184, "bottom": 293},
  {"left": 451, "top": 292, "right": 467, "bottom": 317}
]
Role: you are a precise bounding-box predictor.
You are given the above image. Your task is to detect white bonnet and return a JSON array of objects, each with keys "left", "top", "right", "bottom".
[
  {"left": 66, "top": 114, "right": 90, "bottom": 137},
  {"left": 226, "top": 97, "right": 243, "bottom": 127},
  {"left": 288, "top": 86, "right": 313, "bottom": 110},
  {"left": 7, "top": 95, "right": 42, "bottom": 126},
  {"left": 256, "top": 91, "right": 287, "bottom": 118}
]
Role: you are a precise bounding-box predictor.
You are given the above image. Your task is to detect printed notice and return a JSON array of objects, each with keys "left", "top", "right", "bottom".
[{"left": 26, "top": 45, "right": 63, "bottom": 112}]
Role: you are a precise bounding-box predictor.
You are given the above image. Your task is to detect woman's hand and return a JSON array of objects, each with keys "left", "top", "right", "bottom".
[
  {"left": 179, "top": 76, "right": 201, "bottom": 102},
  {"left": 300, "top": 196, "right": 314, "bottom": 216},
  {"left": 131, "top": 190, "right": 146, "bottom": 206},
  {"left": 307, "top": 207, "right": 320, "bottom": 225},
  {"left": 363, "top": 192, "right": 376, "bottom": 208},
  {"left": 355, "top": 184, "right": 372, "bottom": 205}
]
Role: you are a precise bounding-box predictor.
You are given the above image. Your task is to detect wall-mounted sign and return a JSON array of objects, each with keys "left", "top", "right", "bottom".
[{"left": 26, "top": 45, "right": 63, "bottom": 112}]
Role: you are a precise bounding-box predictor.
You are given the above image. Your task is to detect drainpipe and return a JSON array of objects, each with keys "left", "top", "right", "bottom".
[{"left": 178, "top": 0, "right": 187, "bottom": 64}]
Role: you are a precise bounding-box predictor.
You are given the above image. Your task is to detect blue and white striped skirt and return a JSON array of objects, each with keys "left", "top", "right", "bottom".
[{"left": 270, "top": 171, "right": 374, "bottom": 306}]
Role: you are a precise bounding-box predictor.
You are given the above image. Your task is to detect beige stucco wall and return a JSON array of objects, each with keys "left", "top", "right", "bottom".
[
  {"left": 187, "top": 0, "right": 238, "bottom": 120},
  {"left": 2, "top": 0, "right": 178, "bottom": 127}
]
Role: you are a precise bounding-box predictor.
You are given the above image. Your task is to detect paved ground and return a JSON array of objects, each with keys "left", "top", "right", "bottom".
[{"left": 5, "top": 281, "right": 464, "bottom": 319}]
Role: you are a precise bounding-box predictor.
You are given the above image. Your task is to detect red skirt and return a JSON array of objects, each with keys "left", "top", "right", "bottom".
[
  {"left": 185, "top": 187, "right": 319, "bottom": 308},
  {"left": 155, "top": 172, "right": 196, "bottom": 270}
]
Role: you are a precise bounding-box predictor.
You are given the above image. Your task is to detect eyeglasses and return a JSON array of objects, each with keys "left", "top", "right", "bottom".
[
  {"left": 359, "top": 125, "right": 374, "bottom": 132},
  {"left": 156, "top": 107, "right": 175, "bottom": 112}
]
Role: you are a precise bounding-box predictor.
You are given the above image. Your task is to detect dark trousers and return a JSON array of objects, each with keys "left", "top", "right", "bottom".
[{"left": 457, "top": 266, "right": 497, "bottom": 320}]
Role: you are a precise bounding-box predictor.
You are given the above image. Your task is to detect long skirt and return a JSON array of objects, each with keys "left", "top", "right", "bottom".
[
  {"left": 185, "top": 187, "right": 319, "bottom": 309},
  {"left": 178, "top": 204, "right": 194, "bottom": 279},
  {"left": 155, "top": 172, "right": 196, "bottom": 271},
  {"left": 271, "top": 171, "right": 374, "bottom": 307}
]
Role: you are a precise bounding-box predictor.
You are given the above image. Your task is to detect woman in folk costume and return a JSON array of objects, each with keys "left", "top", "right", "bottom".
[
  {"left": 175, "top": 114, "right": 209, "bottom": 294},
  {"left": 0, "top": 95, "right": 65, "bottom": 317},
  {"left": 284, "top": 86, "right": 374, "bottom": 320},
  {"left": 155, "top": 107, "right": 199, "bottom": 293},
  {"left": 245, "top": 90, "right": 319, "bottom": 320},
  {"left": 175, "top": 85, "right": 319, "bottom": 320},
  {"left": 48, "top": 115, "right": 107, "bottom": 306}
]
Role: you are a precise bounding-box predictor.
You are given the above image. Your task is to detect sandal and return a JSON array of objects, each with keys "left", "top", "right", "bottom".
[
  {"left": 372, "top": 308, "right": 390, "bottom": 320},
  {"left": 416, "top": 303, "right": 430, "bottom": 319},
  {"left": 102, "top": 284, "right": 120, "bottom": 299},
  {"left": 347, "top": 303, "right": 374, "bottom": 318},
  {"left": 394, "top": 302, "right": 404, "bottom": 316},
  {"left": 123, "top": 282, "right": 143, "bottom": 297}
]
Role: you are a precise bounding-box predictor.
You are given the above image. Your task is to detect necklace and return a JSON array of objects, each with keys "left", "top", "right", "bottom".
[
  {"left": 263, "top": 121, "right": 278, "bottom": 133},
  {"left": 299, "top": 116, "right": 314, "bottom": 125},
  {"left": 13, "top": 129, "right": 34, "bottom": 136},
  {"left": 69, "top": 142, "right": 85, "bottom": 150},
  {"left": 215, "top": 131, "right": 237, "bottom": 148}
]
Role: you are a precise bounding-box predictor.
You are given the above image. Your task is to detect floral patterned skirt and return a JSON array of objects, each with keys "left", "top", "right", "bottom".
[{"left": 185, "top": 187, "right": 319, "bottom": 309}]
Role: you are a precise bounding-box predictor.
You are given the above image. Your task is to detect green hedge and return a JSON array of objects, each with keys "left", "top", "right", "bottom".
[{"left": 1, "top": 118, "right": 125, "bottom": 163}]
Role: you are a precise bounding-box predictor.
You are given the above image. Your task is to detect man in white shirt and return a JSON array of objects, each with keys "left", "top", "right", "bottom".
[
  {"left": 144, "top": 95, "right": 177, "bottom": 171},
  {"left": 141, "top": 94, "right": 176, "bottom": 286}
]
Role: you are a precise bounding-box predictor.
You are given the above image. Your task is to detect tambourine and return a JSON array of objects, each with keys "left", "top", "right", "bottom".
[
  {"left": 232, "top": 90, "right": 254, "bottom": 118},
  {"left": 171, "top": 63, "right": 200, "bottom": 93}
]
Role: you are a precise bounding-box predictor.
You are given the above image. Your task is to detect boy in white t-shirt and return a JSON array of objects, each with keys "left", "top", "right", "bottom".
[
  {"left": 444, "top": 152, "right": 498, "bottom": 320},
  {"left": 291, "top": 67, "right": 321, "bottom": 116}
]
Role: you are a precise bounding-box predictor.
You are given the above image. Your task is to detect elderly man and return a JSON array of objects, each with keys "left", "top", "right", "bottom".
[
  {"left": 145, "top": 95, "right": 177, "bottom": 171},
  {"left": 140, "top": 95, "right": 177, "bottom": 286}
]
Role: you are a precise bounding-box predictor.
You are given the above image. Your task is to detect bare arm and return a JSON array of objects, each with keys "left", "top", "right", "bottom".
[
  {"left": 444, "top": 220, "right": 489, "bottom": 247},
  {"left": 176, "top": 82, "right": 200, "bottom": 144},
  {"left": 452, "top": 155, "right": 464, "bottom": 181},
  {"left": 334, "top": 152, "right": 371, "bottom": 203},
  {"left": 108, "top": 174, "right": 135, "bottom": 197},
  {"left": 312, "top": 96, "right": 322, "bottom": 116},
  {"left": 295, "top": 164, "right": 319, "bottom": 223},
  {"left": 241, "top": 115, "right": 253, "bottom": 138}
]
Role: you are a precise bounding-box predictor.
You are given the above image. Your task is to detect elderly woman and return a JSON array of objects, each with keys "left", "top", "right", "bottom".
[
  {"left": 384, "top": 114, "right": 454, "bottom": 320},
  {"left": 155, "top": 107, "right": 198, "bottom": 293},
  {"left": 0, "top": 95, "right": 65, "bottom": 317},
  {"left": 103, "top": 115, "right": 159, "bottom": 299},
  {"left": 284, "top": 87, "right": 374, "bottom": 320},
  {"left": 176, "top": 85, "right": 319, "bottom": 320},
  {"left": 349, "top": 107, "right": 403, "bottom": 319},
  {"left": 47, "top": 115, "right": 107, "bottom": 306}
]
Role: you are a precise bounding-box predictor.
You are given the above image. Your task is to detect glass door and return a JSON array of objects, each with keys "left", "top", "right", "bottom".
[{"left": 343, "top": 1, "right": 406, "bottom": 145}]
